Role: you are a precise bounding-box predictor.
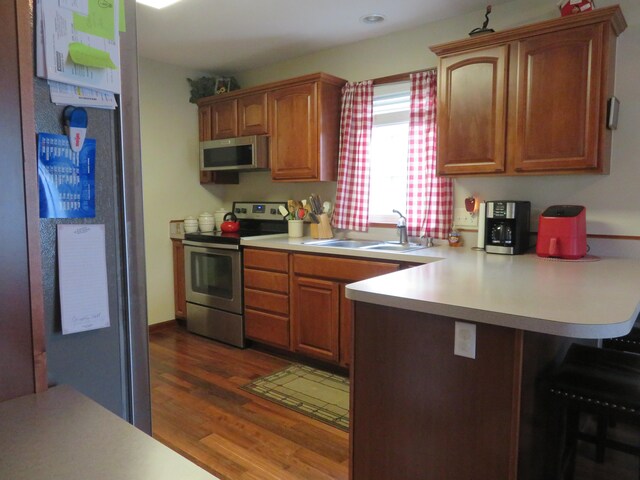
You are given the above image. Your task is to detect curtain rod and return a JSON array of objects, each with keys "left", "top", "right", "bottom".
[{"left": 372, "top": 67, "right": 436, "bottom": 86}]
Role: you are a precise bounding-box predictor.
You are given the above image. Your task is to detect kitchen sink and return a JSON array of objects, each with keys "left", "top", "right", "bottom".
[
  {"left": 302, "top": 239, "right": 426, "bottom": 252},
  {"left": 302, "top": 239, "right": 382, "bottom": 248},
  {"left": 361, "top": 243, "right": 425, "bottom": 252}
]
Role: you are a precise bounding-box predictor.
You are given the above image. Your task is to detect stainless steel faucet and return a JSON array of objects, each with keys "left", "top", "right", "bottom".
[{"left": 393, "top": 210, "right": 409, "bottom": 245}]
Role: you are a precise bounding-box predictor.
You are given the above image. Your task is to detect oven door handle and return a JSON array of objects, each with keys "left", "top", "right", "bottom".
[{"left": 182, "top": 240, "right": 240, "bottom": 250}]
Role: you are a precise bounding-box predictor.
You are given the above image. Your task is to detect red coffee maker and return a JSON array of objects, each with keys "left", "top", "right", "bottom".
[{"left": 536, "top": 205, "right": 587, "bottom": 259}]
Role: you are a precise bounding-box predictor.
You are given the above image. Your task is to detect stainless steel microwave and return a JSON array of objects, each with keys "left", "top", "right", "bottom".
[{"left": 200, "top": 135, "right": 269, "bottom": 172}]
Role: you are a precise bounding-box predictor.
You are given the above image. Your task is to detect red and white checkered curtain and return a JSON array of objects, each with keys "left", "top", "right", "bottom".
[
  {"left": 406, "top": 70, "right": 453, "bottom": 238},
  {"left": 332, "top": 80, "right": 374, "bottom": 231}
]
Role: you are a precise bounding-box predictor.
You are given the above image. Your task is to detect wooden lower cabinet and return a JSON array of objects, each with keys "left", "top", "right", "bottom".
[
  {"left": 244, "top": 249, "right": 404, "bottom": 366},
  {"left": 171, "top": 239, "right": 186, "bottom": 320},
  {"left": 243, "top": 248, "right": 290, "bottom": 348},
  {"left": 291, "top": 253, "right": 400, "bottom": 366},
  {"left": 290, "top": 276, "right": 340, "bottom": 362}
]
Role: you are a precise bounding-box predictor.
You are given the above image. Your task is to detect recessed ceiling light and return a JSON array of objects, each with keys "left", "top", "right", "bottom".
[
  {"left": 360, "top": 14, "right": 385, "bottom": 24},
  {"left": 136, "top": 0, "right": 182, "bottom": 9}
]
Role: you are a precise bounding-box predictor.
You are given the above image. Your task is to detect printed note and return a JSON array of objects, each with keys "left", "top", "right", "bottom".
[{"left": 58, "top": 224, "right": 111, "bottom": 335}]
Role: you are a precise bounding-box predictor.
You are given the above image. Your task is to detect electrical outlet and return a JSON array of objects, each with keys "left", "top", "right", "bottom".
[
  {"left": 454, "top": 321, "right": 476, "bottom": 359},
  {"left": 453, "top": 208, "right": 478, "bottom": 228}
]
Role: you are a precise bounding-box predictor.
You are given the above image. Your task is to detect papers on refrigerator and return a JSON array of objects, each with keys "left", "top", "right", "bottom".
[
  {"left": 48, "top": 80, "right": 117, "bottom": 109},
  {"left": 57, "top": 224, "right": 111, "bottom": 335},
  {"left": 36, "top": 0, "right": 121, "bottom": 94}
]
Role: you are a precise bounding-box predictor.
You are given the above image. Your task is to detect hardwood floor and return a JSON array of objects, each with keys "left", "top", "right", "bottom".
[{"left": 149, "top": 322, "right": 349, "bottom": 480}]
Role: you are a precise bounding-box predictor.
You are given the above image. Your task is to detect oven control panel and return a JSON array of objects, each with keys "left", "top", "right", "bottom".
[{"left": 233, "top": 201, "right": 287, "bottom": 221}]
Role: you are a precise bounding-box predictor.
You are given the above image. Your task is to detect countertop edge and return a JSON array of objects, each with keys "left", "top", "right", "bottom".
[{"left": 345, "top": 286, "right": 640, "bottom": 339}]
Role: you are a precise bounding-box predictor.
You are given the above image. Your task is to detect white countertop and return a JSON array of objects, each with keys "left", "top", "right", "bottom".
[
  {"left": 0, "top": 385, "right": 219, "bottom": 480},
  {"left": 241, "top": 234, "right": 640, "bottom": 339}
]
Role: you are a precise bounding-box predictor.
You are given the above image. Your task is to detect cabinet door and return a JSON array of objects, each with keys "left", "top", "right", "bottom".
[
  {"left": 212, "top": 99, "right": 238, "bottom": 139},
  {"left": 291, "top": 276, "right": 339, "bottom": 362},
  {"left": 437, "top": 45, "right": 509, "bottom": 175},
  {"left": 238, "top": 93, "right": 268, "bottom": 136},
  {"left": 171, "top": 240, "right": 186, "bottom": 320},
  {"left": 269, "top": 83, "right": 319, "bottom": 181},
  {"left": 198, "top": 106, "right": 211, "bottom": 141},
  {"left": 512, "top": 24, "right": 604, "bottom": 172},
  {"left": 339, "top": 284, "right": 353, "bottom": 368}
]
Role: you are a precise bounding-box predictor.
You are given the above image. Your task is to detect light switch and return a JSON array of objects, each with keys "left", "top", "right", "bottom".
[{"left": 454, "top": 321, "right": 476, "bottom": 359}]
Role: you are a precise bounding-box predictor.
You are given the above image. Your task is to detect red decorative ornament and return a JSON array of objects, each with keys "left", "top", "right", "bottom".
[{"left": 558, "top": 0, "right": 595, "bottom": 17}]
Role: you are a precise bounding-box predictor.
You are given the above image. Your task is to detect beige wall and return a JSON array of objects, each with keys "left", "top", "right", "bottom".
[
  {"left": 139, "top": 58, "right": 225, "bottom": 324},
  {"left": 140, "top": 0, "right": 640, "bottom": 324}
]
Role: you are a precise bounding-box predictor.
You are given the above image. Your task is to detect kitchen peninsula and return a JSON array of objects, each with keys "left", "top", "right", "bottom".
[{"left": 344, "top": 249, "right": 640, "bottom": 480}]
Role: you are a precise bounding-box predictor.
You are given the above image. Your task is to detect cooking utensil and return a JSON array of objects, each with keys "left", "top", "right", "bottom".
[
  {"left": 323, "top": 201, "right": 332, "bottom": 215},
  {"left": 278, "top": 205, "right": 289, "bottom": 218}
]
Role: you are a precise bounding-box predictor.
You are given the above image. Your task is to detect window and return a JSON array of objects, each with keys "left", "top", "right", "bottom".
[{"left": 368, "top": 82, "right": 411, "bottom": 224}]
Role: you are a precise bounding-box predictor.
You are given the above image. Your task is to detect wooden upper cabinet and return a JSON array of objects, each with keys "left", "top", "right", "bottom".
[
  {"left": 512, "top": 24, "right": 603, "bottom": 173},
  {"left": 430, "top": 6, "right": 626, "bottom": 177},
  {"left": 269, "top": 82, "right": 319, "bottom": 180},
  {"left": 211, "top": 99, "right": 238, "bottom": 139},
  {"left": 438, "top": 45, "right": 509, "bottom": 175},
  {"left": 197, "top": 73, "right": 345, "bottom": 182},
  {"left": 198, "top": 106, "right": 211, "bottom": 141},
  {"left": 210, "top": 94, "right": 269, "bottom": 139},
  {"left": 269, "top": 74, "right": 345, "bottom": 182},
  {"left": 238, "top": 93, "right": 268, "bottom": 136}
]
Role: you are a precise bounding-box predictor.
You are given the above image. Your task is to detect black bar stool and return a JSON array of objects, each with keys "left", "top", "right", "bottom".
[
  {"left": 603, "top": 326, "right": 640, "bottom": 354},
  {"left": 548, "top": 343, "right": 640, "bottom": 479}
]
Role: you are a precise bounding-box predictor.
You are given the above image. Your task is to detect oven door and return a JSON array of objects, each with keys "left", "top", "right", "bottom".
[{"left": 184, "top": 242, "right": 242, "bottom": 314}]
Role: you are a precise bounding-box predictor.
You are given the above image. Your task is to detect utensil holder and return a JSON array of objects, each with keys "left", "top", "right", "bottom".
[
  {"left": 288, "top": 220, "right": 304, "bottom": 238},
  {"left": 310, "top": 214, "right": 333, "bottom": 239}
]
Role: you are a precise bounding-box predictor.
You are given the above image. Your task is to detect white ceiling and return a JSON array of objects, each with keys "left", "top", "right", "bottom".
[{"left": 135, "top": 0, "right": 507, "bottom": 74}]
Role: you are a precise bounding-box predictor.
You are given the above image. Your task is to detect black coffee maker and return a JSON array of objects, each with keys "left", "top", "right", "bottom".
[{"left": 485, "top": 201, "right": 531, "bottom": 255}]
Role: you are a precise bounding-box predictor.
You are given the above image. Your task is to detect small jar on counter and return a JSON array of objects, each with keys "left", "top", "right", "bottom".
[{"left": 448, "top": 228, "right": 462, "bottom": 247}]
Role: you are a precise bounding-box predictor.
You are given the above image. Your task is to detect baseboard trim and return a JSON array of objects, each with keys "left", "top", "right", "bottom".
[{"left": 149, "top": 319, "right": 184, "bottom": 333}]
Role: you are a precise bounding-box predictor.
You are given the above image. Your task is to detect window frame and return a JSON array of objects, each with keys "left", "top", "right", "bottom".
[{"left": 368, "top": 80, "right": 411, "bottom": 226}]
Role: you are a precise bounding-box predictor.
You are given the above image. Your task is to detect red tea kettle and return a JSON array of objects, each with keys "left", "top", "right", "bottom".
[{"left": 219, "top": 212, "right": 240, "bottom": 232}]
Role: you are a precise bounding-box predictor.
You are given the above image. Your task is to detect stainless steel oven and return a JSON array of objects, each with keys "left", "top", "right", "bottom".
[
  {"left": 183, "top": 241, "right": 244, "bottom": 347},
  {"left": 182, "top": 201, "right": 289, "bottom": 349}
]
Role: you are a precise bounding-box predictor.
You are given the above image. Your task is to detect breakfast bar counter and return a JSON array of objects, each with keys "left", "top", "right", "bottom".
[
  {"left": 342, "top": 250, "right": 640, "bottom": 480},
  {"left": 345, "top": 248, "right": 640, "bottom": 338}
]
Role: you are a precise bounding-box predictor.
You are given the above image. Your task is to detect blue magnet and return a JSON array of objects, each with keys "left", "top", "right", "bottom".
[{"left": 63, "top": 106, "right": 88, "bottom": 152}]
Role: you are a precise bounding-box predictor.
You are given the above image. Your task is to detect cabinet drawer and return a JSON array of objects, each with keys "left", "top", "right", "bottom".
[
  {"left": 244, "top": 248, "right": 289, "bottom": 273},
  {"left": 244, "top": 268, "right": 288, "bottom": 293},
  {"left": 245, "top": 309, "right": 290, "bottom": 349},
  {"left": 245, "top": 288, "right": 289, "bottom": 315},
  {"left": 293, "top": 254, "right": 399, "bottom": 282}
]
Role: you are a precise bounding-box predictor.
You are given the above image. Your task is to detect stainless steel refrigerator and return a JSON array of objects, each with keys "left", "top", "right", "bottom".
[{"left": 1, "top": 0, "right": 151, "bottom": 433}]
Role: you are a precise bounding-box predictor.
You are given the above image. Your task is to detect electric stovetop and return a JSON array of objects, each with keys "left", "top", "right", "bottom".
[{"left": 184, "top": 201, "right": 288, "bottom": 245}]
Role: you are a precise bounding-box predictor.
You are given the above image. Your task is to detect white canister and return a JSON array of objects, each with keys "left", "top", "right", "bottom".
[
  {"left": 198, "top": 212, "right": 215, "bottom": 232},
  {"left": 184, "top": 216, "right": 198, "bottom": 233}
]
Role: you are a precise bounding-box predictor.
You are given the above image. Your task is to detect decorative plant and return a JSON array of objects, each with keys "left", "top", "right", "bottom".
[{"left": 187, "top": 75, "right": 241, "bottom": 103}]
